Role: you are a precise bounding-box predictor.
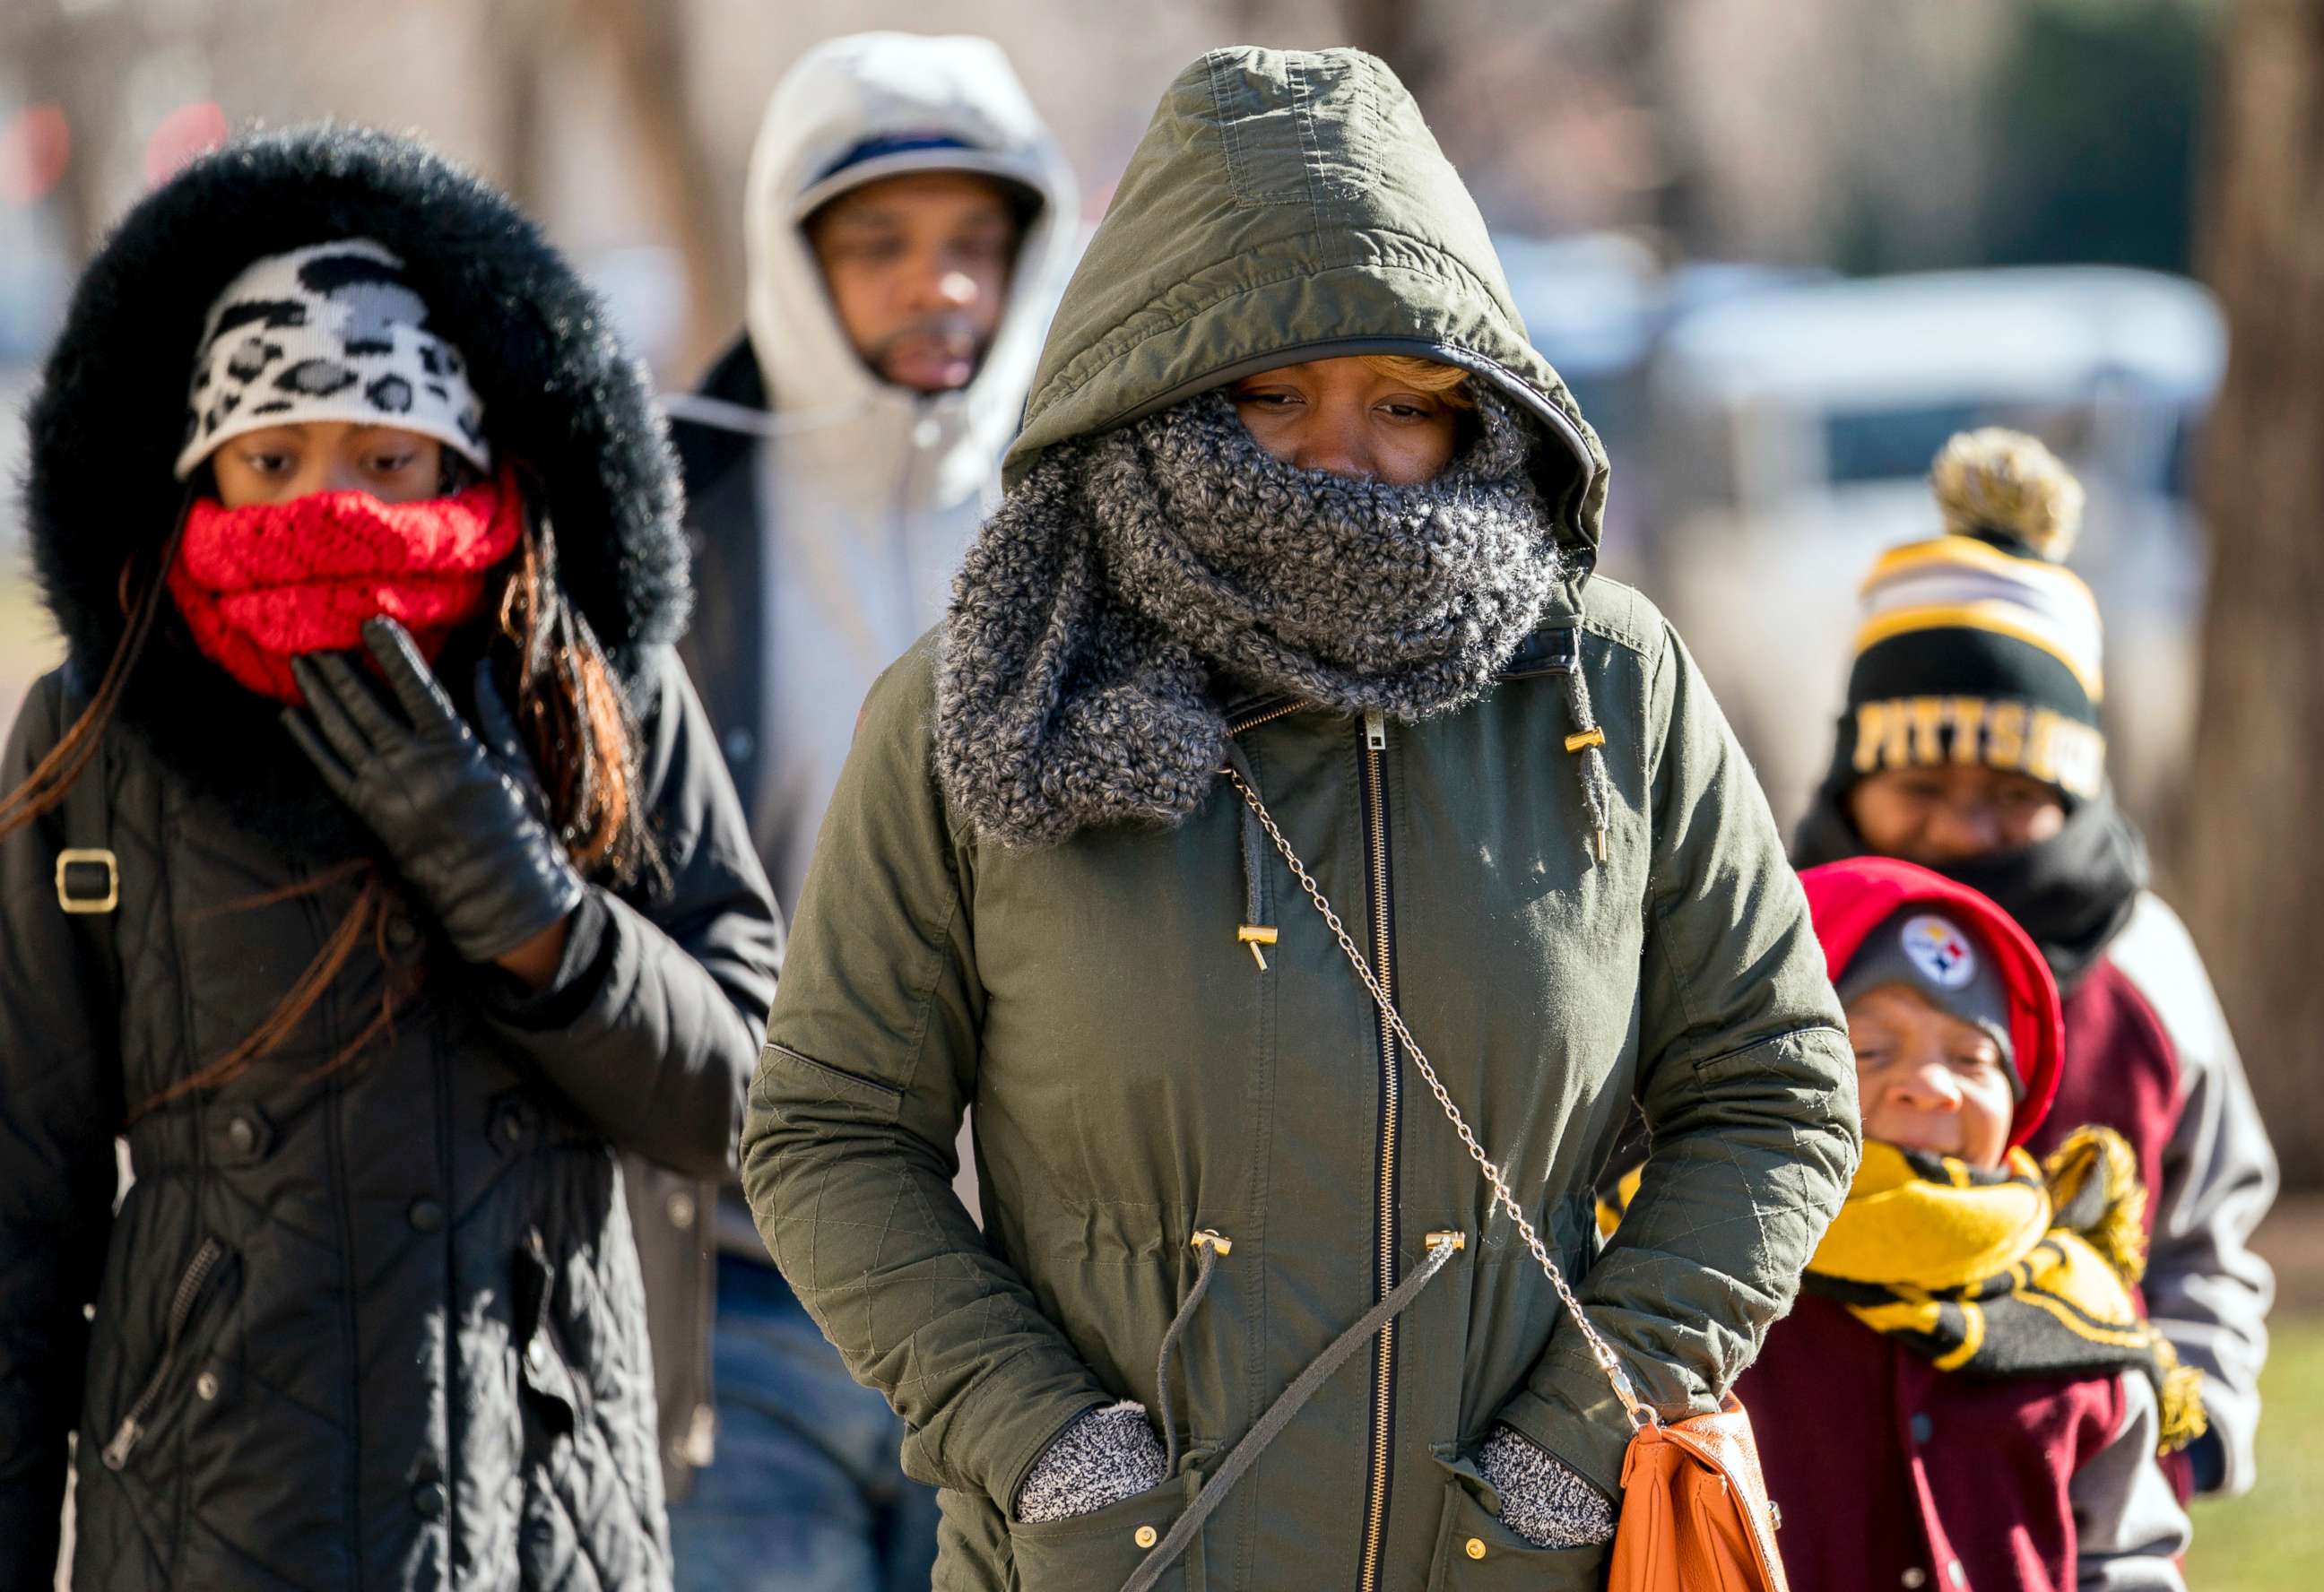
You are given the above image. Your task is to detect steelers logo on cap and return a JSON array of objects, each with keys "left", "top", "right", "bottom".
[{"left": 1900, "top": 914, "right": 1977, "bottom": 989}]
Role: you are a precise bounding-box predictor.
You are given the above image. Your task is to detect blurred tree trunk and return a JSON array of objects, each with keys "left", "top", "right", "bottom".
[
  {"left": 4, "top": 3, "right": 135, "bottom": 261},
  {"left": 2175, "top": 0, "right": 2324, "bottom": 1187},
  {"left": 482, "top": 0, "right": 731, "bottom": 376},
  {"left": 585, "top": 0, "right": 736, "bottom": 375},
  {"left": 1336, "top": 0, "right": 1440, "bottom": 93},
  {"left": 483, "top": 0, "right": 547, "bottom": 213}
]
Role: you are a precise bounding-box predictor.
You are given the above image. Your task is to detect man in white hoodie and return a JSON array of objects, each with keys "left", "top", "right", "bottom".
[
  {"left": 644, "top": 32, "right": 1077, "bottom": 1592},
  {"left": 671, "top": 33, "right": 1076, "bottom": 913}
]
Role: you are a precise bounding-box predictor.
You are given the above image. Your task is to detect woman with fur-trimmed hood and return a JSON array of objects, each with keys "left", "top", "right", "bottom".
[
  {"left": 0, "top": 128, "right": 779, "bottom": 1589},
  {"left": 742, "top": 48, "right": 1858, "bottom": 1592}
]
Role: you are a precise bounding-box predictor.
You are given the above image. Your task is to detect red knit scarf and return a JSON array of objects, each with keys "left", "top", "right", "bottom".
[{"left": 167, "top": 472, "right": 524, "bottom": 703}]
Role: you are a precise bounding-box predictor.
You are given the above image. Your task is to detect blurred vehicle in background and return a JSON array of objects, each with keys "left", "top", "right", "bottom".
[
  {"left": 1494, "top": 230, "right": 1823, "bottom": 583},
  {"left": 1496, "top": 232, "right": 1661, "bottom": 445},
  {"left": 1642, "top": 265, "right": 2223, "bottom": 833}
]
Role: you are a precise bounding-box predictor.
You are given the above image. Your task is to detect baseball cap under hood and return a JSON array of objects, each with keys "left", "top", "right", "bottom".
[{"left": 741, "top": 32, "right": 1078, "bottom": 416}]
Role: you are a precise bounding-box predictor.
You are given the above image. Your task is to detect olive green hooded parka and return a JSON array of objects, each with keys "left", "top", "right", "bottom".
[{"left": 741, "top": 46, "right": 1858, "bottom": 1592}]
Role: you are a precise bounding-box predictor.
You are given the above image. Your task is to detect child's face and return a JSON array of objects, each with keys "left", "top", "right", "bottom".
[
  {"left": 1845, "top": 983, "right": 2015, "bottom": 1166},
  {"left": 211, "top": 421, "right": 447, "bottom": 508}
]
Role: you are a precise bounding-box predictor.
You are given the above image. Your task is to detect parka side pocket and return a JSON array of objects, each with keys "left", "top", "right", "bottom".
[
  {"left": 1424, "top": 1453, "right": 1610, "bottom": 1591},
  {"left": 763, "top": 1040, "right": 904, "bottom": 1121},
  {"left": 1007, "top": 1465, "right": 1206, "bottom": 1592},
  {"left": 99, "top": 1235, "right": 238, "bottom": 1473}
]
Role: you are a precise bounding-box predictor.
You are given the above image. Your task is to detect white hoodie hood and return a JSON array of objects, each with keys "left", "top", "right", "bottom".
[
  {"left": 742, "top": 32, "right": 1074, "bottom": 443},
  {"left": 712, "top": 32, "right": 1076, "bottom": 910}
]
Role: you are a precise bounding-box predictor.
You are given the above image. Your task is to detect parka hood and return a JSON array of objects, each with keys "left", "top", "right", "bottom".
[
  {"left": 1002, "top": 47, "right": 1607, "bottom": 558},
  {"left": 741, "top": 31, "right": 1077, "bottom": 426},
  {"left": 19, "top": 125, "right": 687, "bottom": 830}
]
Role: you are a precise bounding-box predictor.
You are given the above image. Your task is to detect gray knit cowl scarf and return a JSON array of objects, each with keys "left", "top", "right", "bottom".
[{"left": 937, "top": 387, "right": 1563, "bottom": 846}]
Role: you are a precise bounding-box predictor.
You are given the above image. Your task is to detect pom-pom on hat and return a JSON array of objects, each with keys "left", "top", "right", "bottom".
[
  {"left": 1831, "top": 428, "right": 2107, "bottom": 803},
  {"left": 175, "top": 238, "right": 490, "bottom": 481},
  {"left": 1929, "top": 428, "right": 2086, "bottom": 561}
]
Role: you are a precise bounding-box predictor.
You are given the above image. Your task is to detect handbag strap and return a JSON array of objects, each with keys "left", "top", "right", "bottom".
[{"left": 1222, "top": 767, "right": 1654, "bottom": 1432}]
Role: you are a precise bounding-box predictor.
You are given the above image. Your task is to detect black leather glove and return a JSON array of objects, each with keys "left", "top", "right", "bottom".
[{"left": 285, "top": 618, "right": 584, "bottom": 965}]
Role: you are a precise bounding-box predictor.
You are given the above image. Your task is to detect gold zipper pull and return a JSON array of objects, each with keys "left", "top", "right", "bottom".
[
  {"left": 1237, "top": 924, "right": 1277, "bottom": 970},
  {"left": 1364, "top": 708, "right": 1386, "bottom": 751}
]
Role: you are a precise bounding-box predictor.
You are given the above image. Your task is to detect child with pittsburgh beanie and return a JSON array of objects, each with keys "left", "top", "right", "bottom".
[
  {"left": 1791, "top": 430, "right": 2276, "bottom": 1500},
  {"left": 1734, "top": 856, "right": 2194, "bottom": 1592}
]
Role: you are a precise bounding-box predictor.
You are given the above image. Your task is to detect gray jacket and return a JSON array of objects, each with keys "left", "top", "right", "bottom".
[
  {"left": 2103, "top": 891, "right": 2276, "bottom": 1496},
  {"left": 2074, "top": 1371, "right": 2191, "bottom": 1591}
]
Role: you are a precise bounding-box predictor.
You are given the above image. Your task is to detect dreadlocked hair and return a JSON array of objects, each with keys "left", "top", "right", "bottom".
[{"left": 0, "top": 481, "right": 654, "bottom": 1121}]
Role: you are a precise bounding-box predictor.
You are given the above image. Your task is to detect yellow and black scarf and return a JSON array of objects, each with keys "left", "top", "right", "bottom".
[
  {"left": 1809, "top": 1128, "right": 2203, "bottom": 1450},
  {"left": 1604, "top": 1126, "right": 2204, "bottom": 1451}
]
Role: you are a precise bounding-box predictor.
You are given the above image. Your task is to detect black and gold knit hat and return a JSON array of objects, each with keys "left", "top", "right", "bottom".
[{"left": 1834, "top": 429, "right": 2106, "bottom": 802}]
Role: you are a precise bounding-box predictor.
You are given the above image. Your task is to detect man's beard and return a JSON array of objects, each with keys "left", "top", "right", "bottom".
[{"left": 865, "top": 313, "right": 992, "bottom": 394}]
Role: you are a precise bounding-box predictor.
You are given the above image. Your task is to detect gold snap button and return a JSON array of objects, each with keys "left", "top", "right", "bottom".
[
  {"left": 1465, "top": 1536, "right": 1487, "bottom": 1560},
  {"left": 1133, "top": 1525, "right": 1159, "bottom": 1549}
]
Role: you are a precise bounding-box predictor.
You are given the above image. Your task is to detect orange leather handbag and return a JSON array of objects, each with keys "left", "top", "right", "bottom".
[
  {"left": 1608, "top": 1395, "right": 1789, "bottom": 1590},
  {"left": 1229, "top": 770, "right": 1792, "bottom": 1592}
]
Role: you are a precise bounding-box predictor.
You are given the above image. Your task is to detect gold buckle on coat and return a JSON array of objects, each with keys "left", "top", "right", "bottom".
[{"left": 56, "top": 848, "right": 118, "bottom": 914}]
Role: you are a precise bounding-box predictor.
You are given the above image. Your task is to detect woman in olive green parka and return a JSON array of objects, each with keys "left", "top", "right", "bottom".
[{"left": 741, "top": 46, "right": 1859, "bottom": 1592}]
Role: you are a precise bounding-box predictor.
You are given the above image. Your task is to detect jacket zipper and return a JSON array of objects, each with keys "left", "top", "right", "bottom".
[
  {"left": 100, "top": 1236, "right": 224, "bottom": 1471},
  {"left": 1357, "top": 706, "right": 1398, "bottom": 1592},
  {"left": 1226, "top": 697, "right": 1304, "bottom": 738},
  {"left": 1227, "top": 695, "right": 1402, "bottom": 1585}
]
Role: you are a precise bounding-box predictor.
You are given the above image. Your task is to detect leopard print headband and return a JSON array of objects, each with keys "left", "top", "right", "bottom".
[{"left": 175, "top": 238, "right": 490, "bottom": 481}]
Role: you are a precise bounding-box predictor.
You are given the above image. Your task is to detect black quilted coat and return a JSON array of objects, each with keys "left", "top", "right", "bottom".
[{"left": 0, "top": 129, "right": 780, "bottom": 1590}]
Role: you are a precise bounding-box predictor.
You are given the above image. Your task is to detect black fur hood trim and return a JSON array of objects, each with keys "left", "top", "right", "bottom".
[{"left": 19, "top": 125, "right": 688, "bottom": 834}]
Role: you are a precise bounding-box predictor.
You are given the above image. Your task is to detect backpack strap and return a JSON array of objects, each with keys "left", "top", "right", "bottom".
[{"left": 51, "top": 693, "right": 123, "bottom": 999}]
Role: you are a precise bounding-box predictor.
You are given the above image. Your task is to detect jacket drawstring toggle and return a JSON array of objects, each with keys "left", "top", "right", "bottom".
[
  {"left": 1558, "top": 641, "right": 1616, "bottom": 865},
  {"left": 1224, "top": 741, "right": 1276, "bottom": 970}
]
